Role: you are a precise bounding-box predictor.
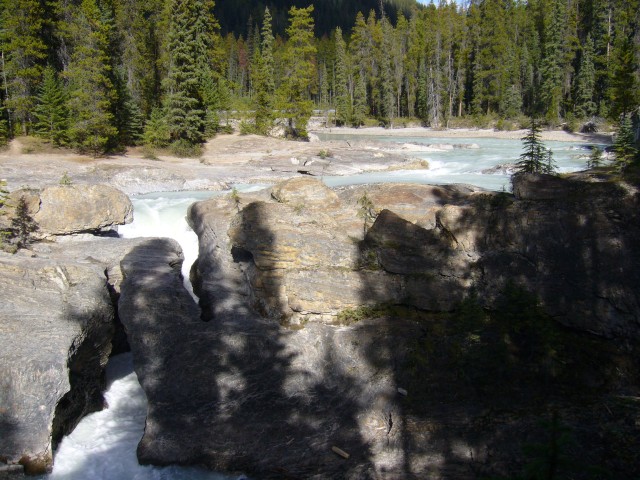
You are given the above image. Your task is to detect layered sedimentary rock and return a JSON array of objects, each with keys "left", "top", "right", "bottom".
[{"left": 108, "top": 175, "right": 639, "bottom": 478}]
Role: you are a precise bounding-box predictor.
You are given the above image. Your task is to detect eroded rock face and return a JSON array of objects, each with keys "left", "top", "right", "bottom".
[
  {"left": 0, "top": 237, "right": 153, "bottom": 474},
  {"left": 126, "top": 175, "right": 639, "bottom": 478},
  {"left": 118, "top": 237, "right": 421, "bottom": 478},
  {"left": 191, "top": 175, "right": 640, "bottom": 337}
]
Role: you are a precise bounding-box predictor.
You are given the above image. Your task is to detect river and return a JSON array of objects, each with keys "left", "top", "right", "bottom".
[{"left": 43, "top": 134, "right": 601, "bottom": 479}]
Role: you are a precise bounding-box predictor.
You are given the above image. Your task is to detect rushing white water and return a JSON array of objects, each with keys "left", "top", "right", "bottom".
[
  {"left": 118, "top": 190, "right": 219, "bottom": 298},
  {"left": 319, "top": 134, "right": 604, "bottom": 191},
  {"left": 42, "top": 189, "right": 261, "bottom": 480},
  {"left": 44, "top": 354, "right": 241, "bottom": 480}
]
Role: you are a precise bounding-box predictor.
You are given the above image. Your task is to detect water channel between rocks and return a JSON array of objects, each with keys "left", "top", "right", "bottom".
[{"left": 44, "top": 134, "right": 599, "bottom": 480}]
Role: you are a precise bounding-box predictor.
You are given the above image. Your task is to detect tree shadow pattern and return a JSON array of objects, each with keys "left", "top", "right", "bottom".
[{"left": 119, "top": 172, "right": 639, "bottom": 479}]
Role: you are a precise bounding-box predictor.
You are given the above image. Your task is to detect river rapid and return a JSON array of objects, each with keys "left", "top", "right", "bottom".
[{"left": 43, "top": 134, "right": 601, "bottom": 480}]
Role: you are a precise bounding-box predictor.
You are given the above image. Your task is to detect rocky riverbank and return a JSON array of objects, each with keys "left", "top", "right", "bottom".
[{"left": 1, "top": 128, "right": 636, "bottom": 479}]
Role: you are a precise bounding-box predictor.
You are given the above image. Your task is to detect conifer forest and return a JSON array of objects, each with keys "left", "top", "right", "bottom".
[{"left": 0, "top": 0, "right": 638, "bottom": 152}]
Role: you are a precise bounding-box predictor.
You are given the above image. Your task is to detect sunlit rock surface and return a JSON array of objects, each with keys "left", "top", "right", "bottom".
[{"left": 1, "top": 184, "right": 132, "bottom": 240}]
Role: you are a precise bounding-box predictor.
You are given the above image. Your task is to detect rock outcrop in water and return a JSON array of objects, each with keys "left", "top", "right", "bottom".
[{"left": 118, "top": 175, "right": 638, "bottom": 478}]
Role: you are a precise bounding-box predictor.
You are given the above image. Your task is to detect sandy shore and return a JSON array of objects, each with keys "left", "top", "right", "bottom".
[{"left": 311, "top": 126, "right": 613, "bottom": 143}]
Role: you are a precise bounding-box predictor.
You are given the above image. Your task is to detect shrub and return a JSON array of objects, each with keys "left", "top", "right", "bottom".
[{"left": 169, "top": 139, "right": 203, "bottom": 158}]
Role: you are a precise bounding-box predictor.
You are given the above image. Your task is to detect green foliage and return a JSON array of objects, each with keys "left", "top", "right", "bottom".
[
  {"left": 169, "top": 138, "right": 203, "bottom": 158},
  {"left": 357, "top": 191, "right": 377, "bottom": 234},
  {"left": 333, "top": 27, "right": 350, "bottom": 126},
  {"left": 586, "top": 146, "right": 604, "bottom": 169},
  {"left": 59, "top": 171, "right": 72, "bottom": 185},
  {"left": 574, "top": 35, "right": 596, "bottom": 119},
  {"left": 278, "top": 6, "right": 316, "bottom": 139},
  {"left": 230, "top": 186, "right": 241, "bottom": 211},
  {"left": 164, "top": 0, "right": 221, "bottom": 146},
  {"left": 0, "top": 0, "right": 638, "bottom": 141},
  {"left": 143, "top": 108, "right": 171, "bottom": 148},
  {"left": 516, "top": 118, "right": 555, "bottom": 174},
  {"left": 613, "top": 114, "right": 639, "bottom": 169},
  {"left": 0, "top": 0, "right": 48, "bottom": 134},
  {"left": 65, "top": 0, "right": 118, "bottom": 156},
  {"left": 33, "top": 67, "right": 69, "bottom": 146},
  {"left": 252, "top": 7, "right": 276, "bottom": 135},
  {"left": 9, "top": 195, "right": 38, "bottom": 249}
]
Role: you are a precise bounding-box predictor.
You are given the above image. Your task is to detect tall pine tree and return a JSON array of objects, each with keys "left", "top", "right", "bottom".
[
  {"left": 574, "top": 34, "right": 596, "bottom": 119},
  {"left": 334, "top": 27, "right": 350, "bottom": 126},
  {"left": 0, "top": 0, "right": 48, "bottom": 135},
  {"left": 253, "top": 7, "right": 276, "bottom": 135},
  {"left": 278, "top": 5, "right": 316, "bottom": 139},
  {"left": 33, "top": 66, "right": 68, "bottom": 145},
  {"left": 164, "top": 0, "right": 219, "bottom": 146},
  {"left": 65, "top": 0, "right": 118, "bottom": 156}
]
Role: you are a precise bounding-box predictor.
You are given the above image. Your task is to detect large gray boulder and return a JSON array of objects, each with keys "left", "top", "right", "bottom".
[{"left": 2, "top": 184, "right": 132, "bottom": 239}]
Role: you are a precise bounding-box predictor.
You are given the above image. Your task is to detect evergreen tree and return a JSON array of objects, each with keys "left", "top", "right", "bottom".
[
  {"left": 352, "top": 72, "right": 367, "bottom": 127},
  {"left": 540, "top": 0, "right": 566, "bottom": 122},
  {"left": 587, "top": 146, "right": 604, "bottom": 169},
  {"left": 574, "top": 34, "right": 596, "bottom": 119},
  {"left": 379, "top": 14, "right": 395, "bottom": 126},
  {"left": 253, "top": 7, "right": 276, "bottom": 135},
  {"left": 278, "top": 5, "right": 316, "bottom": 139},
  {"left": 334, "top": 27, "right": 350, "bottom": 126},
  {"left": 516, "top": 118, "right": 549, "bottom": 173},
  {"left": 164, "top": 0, "right": 219, "bottom": 146},
  {"left": 33, "top": 66, "right": 68, "bottom": 145},
  {"left": 142, "top": 106, "right": 170, "bottom": 147},
  {"left": 613, "top": 114, "right": 638, "bottom": 168},
  {"left": 416, "top": 59, "right": 428, "bottom": 122},
  {"left": 10, "top": 195, "right": 38, "bottom": 249},
  {"left": 65, "top": 0, "right": 118, "bottom": 156},
  {"left": 609, "top": 35, "right": 639, "bottom": 118},
  {"left": 0, "top": 0, "right": 48, "bottom": 134},
  {"left": 0, "top": 102, "right": 9, "bottom": 145}
]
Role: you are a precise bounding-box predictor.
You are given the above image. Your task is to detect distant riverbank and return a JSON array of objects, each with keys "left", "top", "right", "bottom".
[{"left": 311, "top": 125, "right": 614, "bottom": 143}]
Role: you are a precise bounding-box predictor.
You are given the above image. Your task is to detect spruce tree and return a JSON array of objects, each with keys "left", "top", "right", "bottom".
[
  {"left": 0, "top": 0, "right": 48, "bottom": 134},
  {"left": 574, "top": 34, "right": 596, "bottom": 119},
  {"left": 164, "top": 0, "right": 219, "bottom": 146},
  {"left": 279, "top": 5, "right": 316, "bottom": 139},
  {"left": 609, "top": 35, "right": 639, "bottom": 119},
  {"left": 352, "top": 72, "right": 367, "bottom": 127},
  {"left": 540, "top": 0, "right": 566, "bottom": 123},
  {"left": 334, "top": 27, "right": 350, "bottom": 126},
  {"left": 33, "top": 66, "right": 69, "bottom": 146},
  {"left": 379, "top": 15, "right": 395, "bottom": 126},
  {"left": 253, "top": 7, "right": 276, "bottom": 135},
  {"left": 517, "top": 118, "right": 550, "bottom": 173},
  {"left": 0, "top": 103, "right": 9, "bottom": 146},
  {"left": 142, "top": 107, "right": 170, "bottom": 147},
  {"left": 65, "top": 0, "right": 118, "bottom": 156},
  {"left": 587, "top": 146, "right": 604, "bottom": 169},
  {"left": 613, "top": 114, "right": 638, "bottom": 169},
  {"left": 10, "top": 195, "right": 38, "bottom": 249}
]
